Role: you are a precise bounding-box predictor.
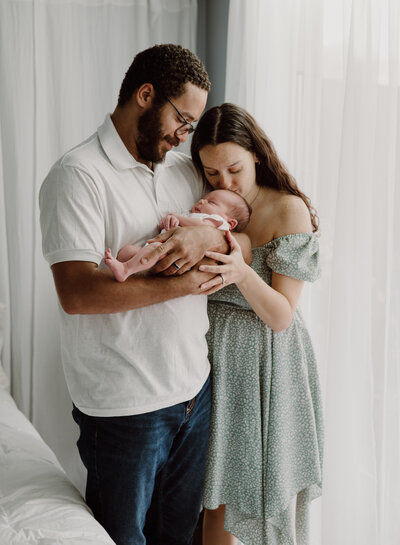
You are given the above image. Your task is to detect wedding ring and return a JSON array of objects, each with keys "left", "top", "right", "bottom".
[
  {"left": 172, "top": 262, "right": 181, "bottom": 271},
  {"left": 220, "top": 273, "right": 226, "bottom": 285}
]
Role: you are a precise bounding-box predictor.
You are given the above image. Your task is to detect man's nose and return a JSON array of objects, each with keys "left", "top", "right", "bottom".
[{"left": 176, "top": 131, "right": 189, "bottom": 144}]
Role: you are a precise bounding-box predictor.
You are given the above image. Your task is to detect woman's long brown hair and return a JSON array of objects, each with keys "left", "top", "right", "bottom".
[{"left": 191, "top": 103, "right": 319, "bottom": 232}]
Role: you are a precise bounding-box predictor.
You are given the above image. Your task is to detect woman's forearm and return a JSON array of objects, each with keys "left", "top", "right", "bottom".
[{"left": 236, "top": 267, "right": 296, "bottom": 332}]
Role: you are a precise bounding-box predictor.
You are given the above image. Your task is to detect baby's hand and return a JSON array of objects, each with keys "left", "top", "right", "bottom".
[{"left": 160, "top": 214, "right": 180, "bottom": 231}]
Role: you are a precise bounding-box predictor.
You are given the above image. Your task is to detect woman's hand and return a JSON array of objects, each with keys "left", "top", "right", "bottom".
[{"left": 198, "top": 231, "right": 251, "bottom": 294}]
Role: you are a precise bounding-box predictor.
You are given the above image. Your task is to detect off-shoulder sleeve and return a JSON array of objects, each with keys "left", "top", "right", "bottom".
[{"left": 264, "top": 233, "right": 321, "bottom": 282}]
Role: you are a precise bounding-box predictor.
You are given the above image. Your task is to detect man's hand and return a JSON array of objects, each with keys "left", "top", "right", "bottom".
[
  {"left": 176, "top": 257, "right": 220, "bottom": 294},
  {"left": 146, "top": 225, "right": 230, "bottom": 276}
]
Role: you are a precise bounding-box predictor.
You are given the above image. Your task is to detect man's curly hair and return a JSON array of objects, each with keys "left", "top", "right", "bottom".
[{"left": 118, "top": 44, "right": 211, "bottom": 107}]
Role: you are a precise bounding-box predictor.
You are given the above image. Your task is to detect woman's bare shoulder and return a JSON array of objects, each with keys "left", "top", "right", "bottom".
[
  {"left": 273, "top": 194, "right": 313, "bottom": 237},
  {"left": 247, "top": 190, "right": 312, "bottom": 246}
]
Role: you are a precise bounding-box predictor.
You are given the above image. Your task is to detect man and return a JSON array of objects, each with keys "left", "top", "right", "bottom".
[{"left": 39, "top": 44, "right": 240, "bottom": 545}]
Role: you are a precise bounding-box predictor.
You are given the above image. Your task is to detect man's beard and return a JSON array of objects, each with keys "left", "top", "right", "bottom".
[{"left": 137, "top": 104, "right": 178, "bottom": 164}]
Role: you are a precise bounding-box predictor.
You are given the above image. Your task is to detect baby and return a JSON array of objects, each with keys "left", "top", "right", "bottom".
[{"left": 104, "top": 189, "right": 251, "bottom": 282}]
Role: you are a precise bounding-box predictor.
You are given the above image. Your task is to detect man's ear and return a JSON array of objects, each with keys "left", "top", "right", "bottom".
[
  {"left": 228, "top": 218, "right": 238, "bottom": 231},
  {"left": 136, "top": 83, "right": 155, "bottom": 109}
]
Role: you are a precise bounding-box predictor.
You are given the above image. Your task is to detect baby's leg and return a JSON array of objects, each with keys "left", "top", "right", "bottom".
[
  {"left": 117, "top": 244, "right": 140, "bottom": 263},
  {"left": 104, "top": 243, "right": 164, "bottom": 282},
  {"left": 104, "top": 248, "right": 132, "bottom": 282}
]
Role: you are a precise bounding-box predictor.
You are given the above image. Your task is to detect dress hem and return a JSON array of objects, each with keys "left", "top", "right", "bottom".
[{"left": 203, "top": 480, "right": 322, "bottom": 545}]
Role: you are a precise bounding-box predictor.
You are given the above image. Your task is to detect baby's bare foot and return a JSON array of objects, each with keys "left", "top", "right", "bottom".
[{"left": 104, "top": 249, "right": 128, "bottom": 282}]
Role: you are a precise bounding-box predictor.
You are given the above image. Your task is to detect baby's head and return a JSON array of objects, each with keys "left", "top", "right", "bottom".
[{"left": 192, "top": 189, "right": 251, "bottom": 232}]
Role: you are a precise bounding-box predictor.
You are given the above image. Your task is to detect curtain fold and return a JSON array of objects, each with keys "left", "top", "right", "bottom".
[
  {"left": 226, "top": 0, "right": 400, "bottom": 543},
  {"left": 0, "top": 125, "right": 11, "bottom": 383},
  {"left": 0, "top": 0, "right": 197, "bottom": 491}
]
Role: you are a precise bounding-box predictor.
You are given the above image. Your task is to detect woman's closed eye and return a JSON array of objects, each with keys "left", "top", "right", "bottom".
[{"left": 205, "top": 169, "right": 241, "bottom": 177}]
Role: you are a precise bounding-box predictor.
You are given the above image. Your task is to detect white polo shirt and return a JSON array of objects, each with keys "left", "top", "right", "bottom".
[{"left": 39, "top": 114, "right": 210, "bottom": 416}]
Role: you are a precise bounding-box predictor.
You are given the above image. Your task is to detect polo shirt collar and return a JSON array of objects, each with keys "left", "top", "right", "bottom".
[{"left": 97, "top": 114, "right": 150, "bottom": 171}]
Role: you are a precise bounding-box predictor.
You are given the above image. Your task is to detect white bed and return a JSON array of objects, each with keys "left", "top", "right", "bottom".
[{"left": 0, "top": 305, "right": 116, "bottom": 544}]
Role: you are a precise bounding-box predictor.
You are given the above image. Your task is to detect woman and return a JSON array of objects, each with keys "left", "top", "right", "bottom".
[{"left": 190, "top": 104, "right": 323, "bottom": 545}]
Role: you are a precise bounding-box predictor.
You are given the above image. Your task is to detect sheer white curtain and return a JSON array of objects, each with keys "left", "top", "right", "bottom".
[
  {"left": 0, "top": 0, "right": 197, "bottom": 490},
  {"left": 226, "top": 0, "right": 400, "bottom": 543}
]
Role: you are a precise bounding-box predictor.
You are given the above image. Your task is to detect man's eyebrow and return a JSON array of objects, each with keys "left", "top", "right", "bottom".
[
  {"left": 176, "top": 110, "right": 194, "bottom": 121},
  {"left": 179, "top": 110, "right": 195, "bottom": 121},
  {"left": 203, "top": 161, "right": 241, "bottom": 169}
]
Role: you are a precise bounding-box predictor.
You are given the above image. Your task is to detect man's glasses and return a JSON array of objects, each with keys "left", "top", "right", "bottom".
[{"left": 165, "top": 96, "right": 195, "bottom": 136}]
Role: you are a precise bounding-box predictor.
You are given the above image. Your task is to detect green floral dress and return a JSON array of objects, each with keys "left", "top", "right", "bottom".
[{"left": 203, "top": 233, "right": 323, "bottom": 545}]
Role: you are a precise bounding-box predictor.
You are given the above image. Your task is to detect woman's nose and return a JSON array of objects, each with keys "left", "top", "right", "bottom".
[{"left": 218, "top": 174, "right": 232, "bottom": 190}]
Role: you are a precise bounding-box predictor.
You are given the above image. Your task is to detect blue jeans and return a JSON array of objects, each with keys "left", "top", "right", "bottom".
[{"left": 72, "top": 376, "right": 211, "bottom": 545}]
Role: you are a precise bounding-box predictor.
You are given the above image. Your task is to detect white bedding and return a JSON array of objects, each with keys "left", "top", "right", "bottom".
[{"left": 0, "top": 387, "right": 116, "bottom": 544}]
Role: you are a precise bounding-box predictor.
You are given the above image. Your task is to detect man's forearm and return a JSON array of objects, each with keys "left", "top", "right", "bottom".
[{"left": 52, "top": 262, "right": 192, "bottom": 315}]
